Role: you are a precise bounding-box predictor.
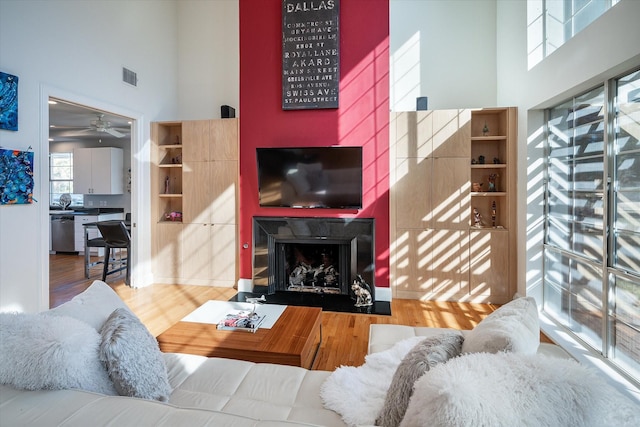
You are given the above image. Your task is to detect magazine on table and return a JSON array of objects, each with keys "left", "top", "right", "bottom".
[{"left": 217, "top": 309, "right": 266, "bottom": 333}]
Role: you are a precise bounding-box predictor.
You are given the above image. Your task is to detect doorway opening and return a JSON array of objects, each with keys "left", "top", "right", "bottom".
[{"left": 48, "top": 96, "right": 135, "bottom": 307}]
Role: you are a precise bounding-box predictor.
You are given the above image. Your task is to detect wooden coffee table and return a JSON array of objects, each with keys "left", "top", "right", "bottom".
[{"left": 157, "top": 304, "right": 322, "bottom": 369}]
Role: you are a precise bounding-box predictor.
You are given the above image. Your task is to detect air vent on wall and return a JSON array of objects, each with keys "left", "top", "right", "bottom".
[{"left": 122, "top": 67, "right": 138, "bottom": 87}]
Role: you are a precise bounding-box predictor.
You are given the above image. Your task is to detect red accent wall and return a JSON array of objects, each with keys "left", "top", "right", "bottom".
[{"left": 239, "top": 0, "right": 390, "bottom": 288}]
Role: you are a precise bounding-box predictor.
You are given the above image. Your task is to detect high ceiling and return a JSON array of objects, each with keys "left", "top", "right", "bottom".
[{"left": 48, "top": 100, "right": 131, "bottom": 144}]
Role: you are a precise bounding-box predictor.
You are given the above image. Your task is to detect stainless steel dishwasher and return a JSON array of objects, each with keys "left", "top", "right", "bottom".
[{"left": 51, "top": 214, "right": 76, "bottom": 252}]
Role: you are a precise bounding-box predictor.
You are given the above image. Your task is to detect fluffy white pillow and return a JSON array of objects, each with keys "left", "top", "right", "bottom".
[
  {"left": 48, "top": 280, "right": 130, "bottom": 331},
  {"left": 0, "top": 312, "right": 117, "bottom": 395},
  {"left": 376, "top": 333, "right": 464, "bottom": 427},
  {"left": 461, "top": 296, "right": 539, "bottom": 354},
  {"left": 100, "top": 308, "right": 172, "bottom": 401},
  {"left": 320, "top": 336, "right": 426, "bottom": 426},
  {"left": 400, "top": 352, "right": 640, "bottom": 427}
]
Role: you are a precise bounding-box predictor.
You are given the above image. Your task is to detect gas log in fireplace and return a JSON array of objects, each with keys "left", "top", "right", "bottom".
[{"left": 252, "top": 217, "right": 375, "bottom": 299}]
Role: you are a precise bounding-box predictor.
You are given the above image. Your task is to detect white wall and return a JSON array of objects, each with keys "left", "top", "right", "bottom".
[
  {"left": 0, "top": 0, "right": 241, "bottom": 313},
  {"left": 0, "top": 0, "right": 179, "bottom": 313},
  {"left": 177, "top": 0, "right": 239, "bottom": 119},
  {"left": 390, "top": 0, "right": 497, "bottom": 111}
]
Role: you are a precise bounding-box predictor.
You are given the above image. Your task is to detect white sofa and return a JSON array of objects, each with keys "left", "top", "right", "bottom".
[
  {"left": 368, "top": 324, "right": 572, "bottom": 358},
  {"left": 1, "top": 282, "right": 637, "bottom": 427},
  {"left": 0, "top": 354, "right": 344, "bottom": 426},
  {"left": 0, "top": 281, "right": 345, "bottom": 427}
]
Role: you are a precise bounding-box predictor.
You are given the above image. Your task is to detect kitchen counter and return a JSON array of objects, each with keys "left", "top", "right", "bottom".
[
  {"left": 49, "top": 208, "right": 125, "bottom": 254},
  {"left": 49, "top": 207, "right": 124, "bottom": 215}
]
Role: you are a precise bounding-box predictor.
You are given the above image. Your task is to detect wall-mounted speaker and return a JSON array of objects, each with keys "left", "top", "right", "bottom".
[
  {"left": 221, "top": 105, "right": 236, "bottom": 118},
  {"left": 416, "top": 97, "right": 428, "bottom": 111}
]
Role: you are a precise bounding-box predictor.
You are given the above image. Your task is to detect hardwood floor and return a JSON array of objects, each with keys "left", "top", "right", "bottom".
[{"left": 50, "top": 253, "right": 549, "bottom": 371}]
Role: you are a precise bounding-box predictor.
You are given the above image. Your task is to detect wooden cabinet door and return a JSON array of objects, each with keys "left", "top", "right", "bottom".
[
  {"left": 432, "top": 157, "right": 470, "bottom": 230},
  {"left": 182, "top": 120, "right": 211, "bottom": 162},
  {"left": 180, "top": 223, "right": 237, "bottom": 285},
  {"left": 210, "top": 224, "right": 237, "bottom": 285},
  {"left": 469, "top": 230, "right": 509, "bottom": 300},
  {"left": 209, "top": 160, "right": 237, "bottom": 225},
  {"left": 392, "top": 228, "right": 432, "bottom": 299},
  {"left": 431, "top": 109, "right": 471, "bottom": 158},
  {"left": 394, "top": 157, "right": 432, "bottom": 229},
  {"left": 154, "top": 222, "right": 183, "bottom": 281},
  {"left": 182, "top": 160, "right": 210, "bottom": 224},
  {"left": 430, "top": 229, "right": 470, "bottom": 298},
  {"left": 181, "top": 223, "right": 212, "bottom": 282},
  {"left": 210, "top": 119, "right": 238, "bottom": 161}
]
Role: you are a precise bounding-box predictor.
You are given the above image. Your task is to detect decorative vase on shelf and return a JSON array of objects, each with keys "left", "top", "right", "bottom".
[{"left": 482, "top": 122, "right": 489, "bottom": 136}]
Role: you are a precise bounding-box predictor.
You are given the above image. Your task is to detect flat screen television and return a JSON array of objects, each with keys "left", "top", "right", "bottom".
[{"left": 257, "top": 146, "right": 363, "bottom": 209}]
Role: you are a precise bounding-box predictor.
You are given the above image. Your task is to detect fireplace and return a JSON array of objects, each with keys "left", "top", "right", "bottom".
[{"left": 252, "top": 217, "right": 375, "bottom": 299}]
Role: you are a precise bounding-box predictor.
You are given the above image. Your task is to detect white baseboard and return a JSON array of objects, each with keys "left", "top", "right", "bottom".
[
  {"left": 237, "top": 278, "right": 253, "bottom": 293},
  {"left": 374, "top": 286, "right": 392, "bottom": 302}
]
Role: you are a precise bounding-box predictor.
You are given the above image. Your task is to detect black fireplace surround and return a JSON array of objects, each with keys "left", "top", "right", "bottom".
[{"left": 252, "top": 217, "right": 375, "bottom": 300}]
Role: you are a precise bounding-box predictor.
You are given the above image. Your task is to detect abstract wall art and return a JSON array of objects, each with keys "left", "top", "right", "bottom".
[
  {"left": 0, "top": 71, "right": 19, "bottom": 131},
  {"left": 0, "top": 148, "right": 34, "bottom": 205}
]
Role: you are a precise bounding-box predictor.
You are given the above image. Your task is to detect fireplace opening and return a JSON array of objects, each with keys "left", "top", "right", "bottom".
[
  {"left": 252, "top": 217, "right": 375, "bottom": 300},
  {"left": 279, "top": 241, "right": 349, "bottom": 294}
]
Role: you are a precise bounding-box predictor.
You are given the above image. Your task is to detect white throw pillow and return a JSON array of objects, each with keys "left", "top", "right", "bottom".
[
  {"left": 48, "top": 280, "right": 130, "bottom": 331},
  {"left": 400, "top": 352, "right": 639, "bottom": 427},
  {"left": 0, "top": 312, "right": 117, "bottom": 395},
  {"left": 461, "top": 296, "right": 539, "bottom": 354},
  {"left": 376, "top": 333, "right": 464, "bottom": 427},
  {"left": 100, "top": 308, "right": 172, "bottom": 401}
]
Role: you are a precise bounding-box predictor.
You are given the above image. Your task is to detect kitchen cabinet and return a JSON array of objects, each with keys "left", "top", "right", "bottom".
[{"left": 73, "top": 147, "right": 123, "bottom": 194}]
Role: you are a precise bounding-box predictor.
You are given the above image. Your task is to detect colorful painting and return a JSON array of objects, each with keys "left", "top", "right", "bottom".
[
  {"left": 0, "top": 149, "right": 34, "bottom": 205},
  {"left": 0, "top": 72, "right": 18, "bottom": 131}
]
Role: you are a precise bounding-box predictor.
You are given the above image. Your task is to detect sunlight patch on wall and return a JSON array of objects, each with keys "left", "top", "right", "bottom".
[{"left": 390, "top": 31, "right": 420, "bottom": 111}]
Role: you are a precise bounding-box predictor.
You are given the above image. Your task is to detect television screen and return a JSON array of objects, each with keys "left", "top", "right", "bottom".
[{"left": 257, "top": 146, "right": 363, "bottom": 209}]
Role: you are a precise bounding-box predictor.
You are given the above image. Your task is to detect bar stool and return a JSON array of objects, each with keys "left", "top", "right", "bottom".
[
  {"left": 97, "top": 220, "right": 131, "bottom": 286},
  {"left": 84, "top": 235, "right": 106, "bottom": 278}
]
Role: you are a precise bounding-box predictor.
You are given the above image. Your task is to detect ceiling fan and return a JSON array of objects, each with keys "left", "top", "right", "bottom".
[{"left": 90, "top": 114, "right": 126, "bottom": 138}]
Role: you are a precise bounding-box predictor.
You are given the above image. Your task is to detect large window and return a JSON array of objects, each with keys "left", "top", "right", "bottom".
[
  {"left": 528, "top": 0, "right": 620, "bottom": 68},
  {"left": 544, "top": 68, "right": 640, "bottom": 385},
  {"left": 49, "top": 152, "right": 82, "bottom": 207}
]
